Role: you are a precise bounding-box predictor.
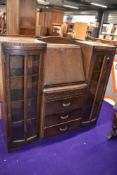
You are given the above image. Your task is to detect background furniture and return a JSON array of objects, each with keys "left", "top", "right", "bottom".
[
  {"left": 7, "top": 0, "right": 37, "bottom": 36},
  {"left": 73, "top": 22, "right": 88, "bottom": 40},
  {"left": 38, "top": 8, "right": 64, "bottom": 36},
  {"left": 19, "top": 0, "right": 37, "bottom": 36}
]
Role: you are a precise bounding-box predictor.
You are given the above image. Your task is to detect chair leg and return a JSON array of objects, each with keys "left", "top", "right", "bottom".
[{"left": 108, "top": 112, "right": 117, "bottom": 139}]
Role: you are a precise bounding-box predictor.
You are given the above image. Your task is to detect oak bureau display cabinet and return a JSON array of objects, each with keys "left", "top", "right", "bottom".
[
  {"left": 1, "top": 38, "right": 46, "bottom": 151},
  {"left": 1, "top": 36, "right": 116, "bottom": 151}
]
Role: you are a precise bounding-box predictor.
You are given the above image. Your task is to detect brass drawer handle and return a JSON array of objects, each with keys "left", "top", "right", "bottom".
[
  {"left": 62, "top": 102, "right": 71, "bottom": 107},
  {"left": 59, "top": 126, "right": 68, "bottom": 132},
  {"left": 60, "top": 115, "right": 69, "bottom": 120}
]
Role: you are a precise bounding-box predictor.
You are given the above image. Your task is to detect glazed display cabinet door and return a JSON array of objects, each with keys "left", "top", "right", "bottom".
[
  {"left": 4, "top": 50, "right": 43, "bottom": 149},
  {"left": 89, "top": 54, "right": 114, "bottom": 121},
  {"left": 82, "top": 51, "right": 114, "bottom": 124}
]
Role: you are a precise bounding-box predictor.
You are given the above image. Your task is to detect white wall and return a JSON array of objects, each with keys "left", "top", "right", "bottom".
[
  {"left": 0, "top": 5, "right": 6, "bottom": 16},
  {"left": 64, "top": 15, "right": 96, "bottom": 25}
]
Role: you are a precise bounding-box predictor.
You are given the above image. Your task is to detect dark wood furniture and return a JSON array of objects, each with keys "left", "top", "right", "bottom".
[{"left": 1, "top": 36, "right": 116, "bottom": 151}]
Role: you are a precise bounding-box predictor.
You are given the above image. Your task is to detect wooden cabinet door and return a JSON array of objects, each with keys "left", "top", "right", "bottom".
[
  {"left": 4, "top": 52, "right": 42, "bottom": 147},
  {"left": 90, "top": 54, "right": 114, "bottom": 121},
  {"left": 82, "top": 52, "right": 114, "bottom": 124}
]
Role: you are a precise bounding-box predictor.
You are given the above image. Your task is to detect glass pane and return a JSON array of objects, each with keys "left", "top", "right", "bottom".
[
  {"left": 27, "top": 76, "right": 38, "bottom": 98},
  {"left": 94, "top": 56, "right": 104, "bottom": 72},
  {"left": 11, "top": 101, "right": 24, "bottom": 122},
  {"left": 27, "top": 119, "right": 38, "bottom": 138},
  {"left": 28, "top": 56, "right": 39, "bottom": 75},
  {"left": 92, "top": 56, "right": 111, "bottom": 117},
  {"left": 10, "top": 77, "right": 24, "bottom": 101},
  {"left": 89, "top": 55, "right": 104, "bottom": 104},
  {"left": 27, "top": 99, "right": 38, "bottom": 119},
  {"left": 10, "top": 56, "right": 24, "bottom": 76}
]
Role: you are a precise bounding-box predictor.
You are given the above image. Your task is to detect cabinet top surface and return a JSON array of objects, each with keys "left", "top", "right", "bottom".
[
  {"left": 0, "top": 37, "right": 46, "bottom": 46},
  {"left": 47, "top": 44, "right": 80, "bottom": 49},
  {"left": 76, "top": 40, "right": 116, "bottom": 49}
]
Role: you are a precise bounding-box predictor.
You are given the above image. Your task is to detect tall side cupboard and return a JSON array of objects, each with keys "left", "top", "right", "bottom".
[
  {"left": 76, "top": 41, "right": 116, "bottom": 125},
  {"left": 0, "top": 37, "right": 46, "bottom": 151}
]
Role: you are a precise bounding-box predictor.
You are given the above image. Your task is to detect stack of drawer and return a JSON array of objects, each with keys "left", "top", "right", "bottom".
[
  {"left": 40, "top": 44, "right": 87, "bottom": 138},
  {"left": 41, "top": 84, "right": 87, "bottom": 138}
]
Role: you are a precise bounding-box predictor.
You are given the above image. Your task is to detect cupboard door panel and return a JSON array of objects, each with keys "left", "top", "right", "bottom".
[
  {"left": 2, "top": 40, "right": 46, "bottom": 151},
  {"left": 82, "top": 55, "right": 104, "bottom": 121},
  {"left": 90, "top": 56, "right": 112, "bottom": 120}
]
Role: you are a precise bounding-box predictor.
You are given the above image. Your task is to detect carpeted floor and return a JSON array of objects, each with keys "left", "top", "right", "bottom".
[{"left": 0, "top": 101, "right": 117, "bottom": 175}]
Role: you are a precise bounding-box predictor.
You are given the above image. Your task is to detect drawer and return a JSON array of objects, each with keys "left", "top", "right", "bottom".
[
  {"left": 45, "top": 109, "right": 82, "bottom": 127},
  {"left": 45, "top": 95, "right": 85, "bottom": 116},
  {"left": 44, "top": 119, "right": 81, "bottom": 138},
  {"left": 45, "top": 86, "right": 87, "bottom": 102}
]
